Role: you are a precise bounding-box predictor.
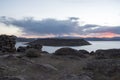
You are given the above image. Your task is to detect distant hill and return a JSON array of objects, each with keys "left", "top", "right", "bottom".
[
  {"left": 54, "top": 37, "right": 120, "bottom": 41},
  {"left": 16, "top": 37, "right": 120, "bottom": 42},
  {"left": 16, "top": 37, "right": 36, "bottom": 42},
  {"left": 85, "top": 37, "right": 120, "bottom": 41}
]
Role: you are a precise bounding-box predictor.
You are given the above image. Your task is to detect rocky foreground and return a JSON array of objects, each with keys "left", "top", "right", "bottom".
[{"left": 0, "top": 35, "right": 120, "bottom": 80}]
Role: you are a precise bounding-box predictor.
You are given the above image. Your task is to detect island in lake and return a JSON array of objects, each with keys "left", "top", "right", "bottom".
[{"left": 28, "top": 38, "right": 91, "bottom": 46}]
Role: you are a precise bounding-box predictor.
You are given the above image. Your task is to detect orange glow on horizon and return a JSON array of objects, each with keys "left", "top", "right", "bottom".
[
  {"left": 61, "top": 32, "right": 120, "bottom": 38},
  {"left": 95, "top": 32, "right": 120, "bottom": 38}
]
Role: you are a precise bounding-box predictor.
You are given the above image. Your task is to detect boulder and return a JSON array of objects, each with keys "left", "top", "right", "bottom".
[
  {"left": 17, "top": 46, "right": 27, "bottom": 52},
  {"left": 89, "top": 51, "right": 94, "bottom": 55},
  {"left": 17, "top": 44, "right": 43, "bottom": 53},
  {"left": 41, "top": 51, "right": 49, "bottom": 54},
  {"left": 94, "top": 49, "right": 120, "bottom": 59},
  {"left": 27, "top": 44, "right": 42, "bottom": 51},
  {"left": 25, "top": 48, "right": 41, "bottom": 58},
  {"left": 54, "top": 48, "right": 86, "bottom": 58},
  {"left": 79, "top": 50, "right": 90, "bottom": 57},
  {"left": 54, "top": 48, "right": 78, "bottom": 55},
  {"left": 79, "top": 50, "right": 89, "bottom": 54},
  {"left": 0, "top": 35, "right": 16, "bottom": 53}
]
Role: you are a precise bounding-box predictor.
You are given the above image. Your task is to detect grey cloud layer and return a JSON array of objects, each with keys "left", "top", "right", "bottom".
[{"left": 0, "top": 16, "right": 120, "bottom": 36}]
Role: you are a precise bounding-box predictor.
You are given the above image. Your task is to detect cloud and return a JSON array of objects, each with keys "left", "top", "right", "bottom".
[
  {"left": 0, "top": 16, "right": 82, "bottom": 36},
  {"left": 0, "top": 16, "right": 120, "bottom": 38}
]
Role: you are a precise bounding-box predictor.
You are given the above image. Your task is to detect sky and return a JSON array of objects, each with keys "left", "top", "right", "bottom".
[{"left": 0, "top": 0, "right": 120, "bottom": 38}]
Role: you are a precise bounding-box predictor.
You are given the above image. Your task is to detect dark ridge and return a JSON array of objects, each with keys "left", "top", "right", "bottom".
[{"left": 28, "top": 38, "right": 91, "bottom": 46}]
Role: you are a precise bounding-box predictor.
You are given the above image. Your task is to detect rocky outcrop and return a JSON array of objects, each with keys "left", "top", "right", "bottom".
[
  {"left": 17, "top": 44, "right": 42, "bottom": 53},
  {"left": 0, "top": 35, "right": 16, "bottom": 53},
  {"left": 41, "top": 51, "right": 49, "bottom": 54},
  {"left": 79, "top": 50, "right": 89, "bottom": 54},
  {"left": 28, "top": 38, "right": 91, "bottom": 46},
  {"left": 54, "top": 48, "right": 78, "bottom": 55},
  {"left": 53, "top": 48, "right": 87, "bottom": 58},
  {"left": 25, "top": 48, "right": 41, "bottom": 58},
  {"left": 27, "top": 44, "right": 42, "bottom": 50},
  {"left": 94, "top": 49, "right": 120, "bottom": 59},
  {"left": 84, "top": 59, "right": 120, "bottom": 80},
  {"left": 17, "top": 46, "right": 27, "bottom": 52}
]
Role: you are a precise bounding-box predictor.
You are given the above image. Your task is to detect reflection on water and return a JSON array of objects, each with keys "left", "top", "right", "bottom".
[{"left": 16, "top": 41, "right": 120, "bottom": 53}]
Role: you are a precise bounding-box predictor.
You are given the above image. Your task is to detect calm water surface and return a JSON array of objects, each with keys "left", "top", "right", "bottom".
[{"left": 16, "top": 41, "right": 120, "bottom": 53}]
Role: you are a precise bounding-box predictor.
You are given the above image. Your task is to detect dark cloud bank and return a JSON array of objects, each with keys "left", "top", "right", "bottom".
[{"left": 0, "top": 16, "right": 120, "bottom": 37}]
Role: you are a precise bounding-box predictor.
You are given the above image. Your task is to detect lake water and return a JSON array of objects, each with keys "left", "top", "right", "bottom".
[
  {"left": 15, "top": 42, "right": 27, "bottom": 48},
  {"left": 16, "top": 41, "right": 120, "bottom": 53}
]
